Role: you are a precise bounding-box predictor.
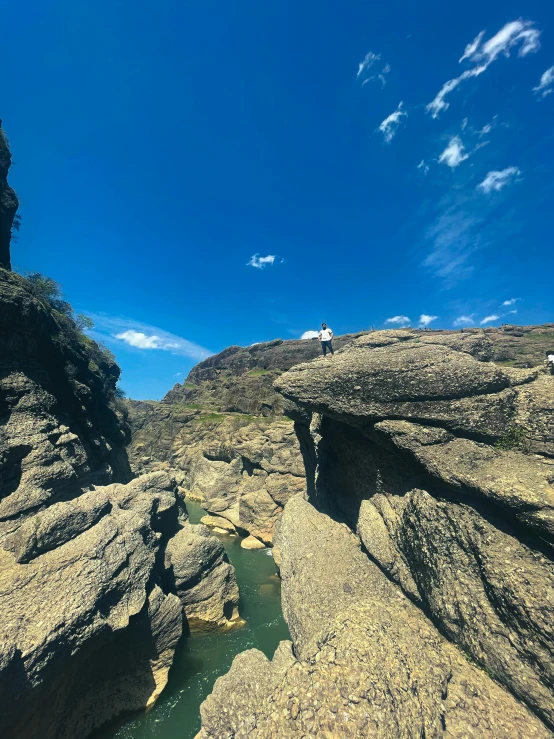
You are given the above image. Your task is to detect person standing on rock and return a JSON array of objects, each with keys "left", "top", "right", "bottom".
[
  {"left": 547, "top": 351, "right": 554, "bottom": 374},
  {"left": 318, "top": 323, "right": 334, "bottom": 357}
]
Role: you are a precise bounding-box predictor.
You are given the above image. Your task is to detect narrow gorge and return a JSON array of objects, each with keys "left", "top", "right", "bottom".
[{"left": 2, "top": 120, "right": 554, "bottom": 738}]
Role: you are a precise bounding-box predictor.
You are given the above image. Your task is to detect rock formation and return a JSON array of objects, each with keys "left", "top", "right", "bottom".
[
  {"left": 0, "top": 123, "right": 18, "bottom": 270},
  {"left": 165, "top": 522, "right": 241, "bottom": 630},
  {"left": 0, "top": 269, "right": 240, "bottom": 738},
  {"left": 198, "top": 328, "right": 554, "bottom": 737},
  {"left": 127, "top": 325, "right": 554, "bottom": 549}
]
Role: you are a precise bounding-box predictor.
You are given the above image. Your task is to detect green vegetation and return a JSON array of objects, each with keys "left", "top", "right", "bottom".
[
  {"left": 494, "top": 425, "right": 528, "bottom": 452},
  {"left": 18, "top": 271, "right": 124, "bottom": 409},
  {"left": 247, "top": 368, "right": 274, "bottom": 377},
  {"left": 192, "top": 413, "right": 226, "bottom": 424}
]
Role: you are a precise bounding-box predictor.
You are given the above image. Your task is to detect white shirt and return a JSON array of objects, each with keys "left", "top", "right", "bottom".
[
  {"left": 547, "top": 354, "right": 554, "bottom": 363},
  {"left": 319, "top": 328, "right": 333, "bottom": 341}
]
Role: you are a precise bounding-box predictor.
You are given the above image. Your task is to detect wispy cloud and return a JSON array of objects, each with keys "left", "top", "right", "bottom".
[
  {"left": 427, "top": 20, "right": 541, "bottom": 118},
  {"left": 481, "top": 314, "right": 500, "bottom": 324},
  {"left": 533, "top": 65, "right": 554, "bottom": 98},
  {"left": 378, "top": 102, "right": 407, "bottom": 143},
  {"left": 385, "top": 315, "right": 411, "bottom": 326},
  {"left": 477, "top": 166, "right": 521, "bottom": 194},
  {"left": 357, "top": 51, "right": 380, "bottom": 79},
  {"left": 248, "top": 254, "right": 277, "bottom": 269},
  {"left": 438, "top": 136, "right": 470, "bottom": 168},
  {"left": 357, "top": 52, "right": 390, "bottom": 88},
  {"left": 86, "top": 314, "right": 212, "bottom": 360},
  {"left": 502, "top": 297, "right": 519, "bottom": 306},
  {"left": 418, "top": 314, "right": 438, "bottom": 327},
  {"left": 423, "top": 197, "right": 484, "bottom": 281},
  {"left": 301, "top": 330, "right": 319, "bottom": 339},
  {"left": 453, "top": 314, "right": 475, "bottom": 327},
  {"left": 417, "top": 160, "right": 430, "bottom": 175}
]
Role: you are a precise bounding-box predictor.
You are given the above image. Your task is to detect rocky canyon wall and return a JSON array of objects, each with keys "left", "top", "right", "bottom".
[
  {"left": 0, "top": 269, "right": 240, "bottom": 738},
  {"left": 197, "top": 328, "right": 554, "bottom": 738},
  {"left": 0, "top": 123, "right": 18, "bottom": 270}
]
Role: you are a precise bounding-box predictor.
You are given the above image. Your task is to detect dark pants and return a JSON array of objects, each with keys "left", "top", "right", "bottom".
[{"left": 321, "top": 340, "right": 334, "bottom": 356}]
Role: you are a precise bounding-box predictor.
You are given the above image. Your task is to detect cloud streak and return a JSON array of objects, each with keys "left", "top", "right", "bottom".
[
  {"left": 378, "top": 102, "right": 407, "bottom": 143},
  {"left": 453, "top": 314, "right": 475, "bottom": 327},
  {"left": 385, "top": 315, "right": 411, "bottom": 326},
  {"left": 357, "top": 51, "right": 380, "bottom": 79},
  {"left": 477, "top": 166, "right": 521, "bottom": 194},
  {"left": 85, "top": 314, "right": 212, "bottom": 360},
  {"left": 427, "top": 20, "right": 541, "bottom": 118},
  {"left": 533, "top": 65, "right": 554, "bottom": 98}
]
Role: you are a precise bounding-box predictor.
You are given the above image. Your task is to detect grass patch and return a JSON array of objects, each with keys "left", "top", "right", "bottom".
[
  {"left": 193, "top": 413, "right": 226, "bottom": 424},
  {"left": 247, "top": 368, "right": 274, "bottom": 377},
  {"left": 494, "top": 425, "right": 528, "bottom": 452}
]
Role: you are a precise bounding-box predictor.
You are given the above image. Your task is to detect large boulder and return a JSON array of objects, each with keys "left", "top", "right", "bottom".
[
  {"left": 165, "top": 523, "right": 241, "bottom": 630},
  {"left": 275, "top": 334, "right": 535, "bottom": 440}
]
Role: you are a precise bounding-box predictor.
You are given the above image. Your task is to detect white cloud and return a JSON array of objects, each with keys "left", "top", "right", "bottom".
[
  {"left": 115, "top": 330, "right": 175, "bottom": 350},
  {"left": 418, "top": 160, "right": 430, "bottom": 175},
  {"left": 357, "top": 51, "right": 380, "bottom": 79},
  {"left": 480, "top": 123, "right": 492, "bottom": 135},
  {"left": 419, "top": 314, "right": 438, "bottom": 327},
  {"left": 461, "top": 117, "right": 468, "bottom": 130},
  {"left": 459, "top": 31, "right": 486, "bottom": 63},
  {"left": 301, "top": 330, "right": 319, "bottom": 339},
  {"left": 385, "top": 315, "right": 411, "bottom": 326},
  {"left": 477, "top": 166, "right": 521, "bottom": 193},
  {"left": 438, "top": 136, "right": 469, "bottom": 168},
  {"left": 502, "top": 298, "right": 519, "bottom": 307},
  {"left": 378, "top": 102, "right": 407, "bottom": 143},
  {"left": 533, "top": 65, "right": 554, "bottom": 98},
  {"left": 248, "top": 254, "right": 277, "bottom": 269},
  {"left": 174, "top": 372, "right": 183, "bottom": 377},
  {"left": 453, "top": 314, "right": 475, "bottom": 327},
  {"left": 481, "top": 314, "right": 500, "bottom": 324},
  {"left": 427, "top": 20, "right": 541, "bottom": 118},
  {"left": 85, "top": 313, "right": 211, "bottom": 360},
  {"left": 360, "top": 56, "right": 391, "bottom": 88}
]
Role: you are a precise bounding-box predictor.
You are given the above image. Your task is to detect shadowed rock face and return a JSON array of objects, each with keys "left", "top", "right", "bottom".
[
  {"left": 0, "top": 272, "right": 240, "bottom": 738},
  {"left": 0, "top": 124, "right": 18, "bottom": 270},
  {"left": 198, "top": 331, "right": 554, "bottom": 736}
]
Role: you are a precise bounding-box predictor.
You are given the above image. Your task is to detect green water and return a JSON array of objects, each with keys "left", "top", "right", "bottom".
[{"left": 99, "top": 500, "right": 289, "bottom": 739}]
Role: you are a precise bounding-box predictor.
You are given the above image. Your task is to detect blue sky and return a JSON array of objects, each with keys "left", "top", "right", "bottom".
[{"left": 4, "top": 0, "right": 554, "bottom": 399}]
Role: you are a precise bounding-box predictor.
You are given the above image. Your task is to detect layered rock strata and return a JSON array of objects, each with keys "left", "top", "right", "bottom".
[{"left": 198, "top": 329, "right": 554, "bottom": 737}]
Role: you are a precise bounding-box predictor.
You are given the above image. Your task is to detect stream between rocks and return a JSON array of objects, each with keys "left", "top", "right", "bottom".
[{"left": 97, "top": 499, "right": 289, "bottom": 739}]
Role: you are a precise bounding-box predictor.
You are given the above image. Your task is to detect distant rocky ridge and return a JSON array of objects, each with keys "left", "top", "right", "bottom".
[
  {"left": 197, "top": 328, "right": 554, "bottom": 737},
  {"left": 0, "top": 268, "right": 240, "bottom": 738}
]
